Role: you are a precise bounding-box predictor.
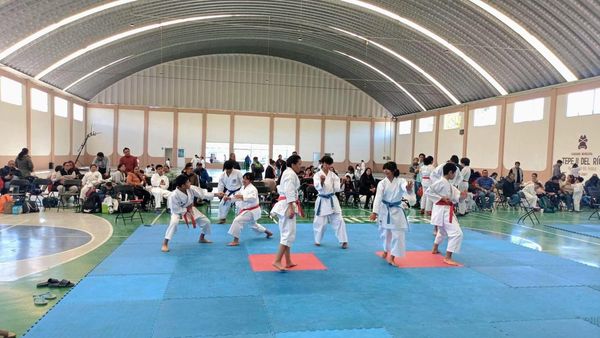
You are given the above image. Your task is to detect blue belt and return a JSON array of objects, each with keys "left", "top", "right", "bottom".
[
  {"left": 316, "top": 193, "right": 335, "bottom": 216},
  {"left": 382, "top": 199, "right": 402, "bottom": 224},
  {"left": 225, "top": 187, "right": 240, "bottom": 196}
]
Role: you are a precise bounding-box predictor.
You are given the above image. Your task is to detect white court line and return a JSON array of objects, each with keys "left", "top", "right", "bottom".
[
  {"left": 0, "top": 220, "right": 28, "bottom": 232},
  {"left": 150, "top": 209, "right": 165, "bottom": 225}
]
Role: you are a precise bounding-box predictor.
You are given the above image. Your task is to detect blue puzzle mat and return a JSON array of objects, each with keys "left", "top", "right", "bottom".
[{"left": 25, "top": 222, "right": 600, "bottom": 338}]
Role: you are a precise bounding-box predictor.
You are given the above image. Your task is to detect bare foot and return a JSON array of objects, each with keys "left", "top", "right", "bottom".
[
  {"left": 227, "top": 241, "right": 239, "bottom": 246},
  {"left": 341, "top": 242, "right": 348, "bottom": 249},
  {"left": 265, "top": 231, "right": 273, "bottom": 239},
  {"left": 388, "top": 256, "right": 398, "bottom": 267},
  {"left": 432, "top": 249, "right": 440, "bottom": 254},
  {"left": 381, "top": 252, "right": 388, "bottom": 259},
  {"left": 161, "top": 245, "right": 169, "bottom": 252},
  {"left": 443, "top": 258, "right": 461, "bottom": 266},
  {"left": 285, "top": 263, "right": 297, "bottom": 269},
  {"left": 199, "top": 238, "right": 213, "bottom": 244},
  {"left": 272, "top": 262, "right": 286, "bottom": 271},
  {"left": 217, "top": 219, "right": 226, "bottom": 224}
]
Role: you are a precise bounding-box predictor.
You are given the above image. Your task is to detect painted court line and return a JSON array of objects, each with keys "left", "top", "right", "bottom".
[{"left": 151, "top": 209, "right": 165, "bottom": 225}]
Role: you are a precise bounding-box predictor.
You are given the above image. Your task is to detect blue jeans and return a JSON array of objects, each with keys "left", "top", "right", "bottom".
[
  {"left": 508, "top": 193, "right": 520, "bottom": 206},
  {"left": 477, "top": 191, "right": 495, "bottom": 209}
]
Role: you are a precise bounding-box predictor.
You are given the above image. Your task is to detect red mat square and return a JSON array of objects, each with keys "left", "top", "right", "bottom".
[
  {"left": 248, "top": 253, "right": 327, "bottom": 272},
  {"left": 375, "top": 251, "right": 463, "bottom": 268}
]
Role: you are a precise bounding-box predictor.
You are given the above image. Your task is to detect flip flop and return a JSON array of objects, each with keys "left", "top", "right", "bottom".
[
  {"left": 0, "top": 329, "right": 16, "bottom": 338},
  {"left": 33, "top": 295, "right": 48, "bottom": 306},
  {"left": 49, "top": 279, "right": 75, "bottom": 288},
  {"left": 37, "top": 291, "right": 57, "bottom": 300},
  {"left": 36, "top": 278, "right": 60, "bottom": 287}
]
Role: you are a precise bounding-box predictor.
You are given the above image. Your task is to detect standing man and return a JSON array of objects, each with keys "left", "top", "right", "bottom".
[
  {"left": 244, "top": 155, "right": 251, "bottom": 171},
  {"left": 312, "top": 155, "right": 348, "bottom": 249},
  {"left": 552, "top": 160, "right": 563, "bottom": 178},
  {"left": 217, "top": 161, "right": 243, "bottom": 223},
  {"left": 223, "top": 153, "right": 241, "bottom": 170},
  {"left": 509, "top": 161, "right": 524, "bottom": 189},
  {"left": 119, "top": 147, "right": 138, "bottom": 173}
]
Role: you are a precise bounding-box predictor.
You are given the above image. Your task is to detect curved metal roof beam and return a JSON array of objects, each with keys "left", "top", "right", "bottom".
[
  {"left": 0, "top": 0, "right": 137, "bottom": 61},
  {"left": 64, "top": 55, "right": 133, "bottom": 92},
  {"left": 340, "top": 0, "right": 508, "bottom": 95},
  {"left": 35, "top": 14, "right": 252, "bottom": 80},
  {"left": 335, "top": 50, "right": 426, "bottom": 112},
  {"left": 331, "top": 27, "right": 461, "bottom": 105},
  {"left": 469, "top": 0, "right": 577, "bottom": 82}
]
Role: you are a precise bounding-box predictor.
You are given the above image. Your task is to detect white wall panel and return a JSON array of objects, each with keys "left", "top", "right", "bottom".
[
  {"left": 117, "top": 109, "right": 144, "bottom": 156},
  {"left": 467, "top": 106, "right": 501, "bottom": 169},
  {"left": 273, "top": 117, "right": 296, "bottom": 145},
  {"left": 374, "top": 121, "right": 394, "bottom": 164},
  {"left": 92, "top": 54, "right": 389, "bottom": 118},
  {"left": 414, "top": 117, "right": 436, "bottom": 161},
  {"left": 0, "top": 101, "right": 26, "bottom": 156},
  {"left": 53, "top": 115, "right": 69, "bottom": 156},
  {"left": 86, "top": 108, "right": 114, "bottom": 156},
  {"left": 324, "top": 120, "right": 346, "bottom": 161},
  {"left": 395, "top": 121, "right": 413, "bottom": 165},
  {"left": 148, "top": 111, "right": 174, "bottom": 157},
  {"left": 437, "top": 112, "right": 464, "bottom": 162},
  {"left": 349, "top": 121, "right": 370, "bottom": 163},
  {"left": 72, "top": 120, "right": 85, "bottom": 156},
  {"left": 234, "top": 115, "right": 269, "bottom": 144},
  {"left": 206, "top": 114, "right": 230, "bottom": 143},
  {"left": 178, "top": 112, "right": 203, "bottom": 158},
  {"left": 504, "top": 98, "right": 549, "bottom": 171},
  {"left": 299, "top": 119, "right": 322, "bottom": 160},
  {"left": 31, "top": 107, "right": 51, "bottom": 156}
]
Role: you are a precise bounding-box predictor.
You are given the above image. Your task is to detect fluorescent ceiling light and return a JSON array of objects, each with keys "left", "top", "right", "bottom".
[
  {"left": 35, "top": 14, "right": 246, "bottom": 80},
  {"left": 0, "top": 0, "right": 137, "bottom": 61},
  {"left": 335, "top": 50, "right": 426, "bottom": 111},
  {"left": 469, "top": 0, "right": 577, "bottom": 82},
  {"left": 332, "top": 26, "right": 461, "bottom": 105},
  {"left": 64, "top": 56, "right": 132, "bottom": 92},
  {"left": 340, "top": 0, "right": 508, "bottom": 95}
]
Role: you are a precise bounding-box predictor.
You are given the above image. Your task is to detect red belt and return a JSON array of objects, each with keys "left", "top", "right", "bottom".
[
  {"left": 435, "top": 200, "right": 454, "bottom": 223},
  {"left": 422, "top": 176, "right": 430, "bottom": 179},
  {"left": 183, "top": 205, "right": 196, "bottom": 228},
  {"left": 239, "top": 204, "right": 260, "bottom": 214},
  {"left": 277, "top": 196, "right": 304, "bottom": 217}
]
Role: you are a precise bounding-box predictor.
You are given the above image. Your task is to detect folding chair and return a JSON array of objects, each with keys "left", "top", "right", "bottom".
[
  {"left": 57, "top": 179, "right": 82, "bottom": 212},
  {"left": 495, "top": 189, "right": 508, "bottom": 209},
  {"left": 256, "top": 185, "right": 272, "bottom": 216},
  {"left": 517, "top": 191, "right": 540, "bottom": 224},
  {"left": 30, "top": 178, "right": 51, "bottom": 206},
  {"left": 589, "top": 196, "right": 600, "bottom": 220},
  {"left": 114, "top": 185, "right": 144, "bottom": 225},
  {"left": 8, "top": 179, "right": 31, "bottom": 209}
]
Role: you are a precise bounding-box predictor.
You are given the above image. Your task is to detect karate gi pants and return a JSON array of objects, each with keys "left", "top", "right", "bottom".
[
  {"left": 380, "top": 227, "right": 406, "bottom": 258},
  {"left": 278, "top": 214, "right": 297, "bottom": 247},
  {"left": 434, "top": 217, "right": 463, "bottom": 254},
  {"left": 313, "top": 212, "right": 348, "bottom": 244},
  {"left": 164, "top": 207, "right": 211, "bottom": 241},
  {"left": 228, "top": 211, "right": 267, "bottom": 238},
  {"left": 152, "top": 188, "right": 171, "bottom": 209}
]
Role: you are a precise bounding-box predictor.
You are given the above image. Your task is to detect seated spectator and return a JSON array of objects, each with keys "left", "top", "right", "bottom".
[
  {"left": 80, "top": 164, "right": 104, "bottom": 199},
  {"left": 490, "top": 172, "right": 499, "bottom": 184},
  {"left": 182, "top": 163, "right": 199, "bottom": 187},
  {"left": 251, "top": 157, "right": 264, "bottom": 180},
  {"left": 194, "top": 162, "right": 212, "bottom": 189},
  {"left": 343, "top": 174, "right": 359, "bottom": 206},
  {"left": 0, "top": 160, "right": 22, "bottom": 193},
  {"left": 99, "top": 181, "right": 118, "bottom": 200},
  {"left": 502, "top": 172, "right": 520, "bottom": 206},
  {"left": 15, "top": 147, "right": 34, "bottom": 178},
  {"left": 265, "top": 159, "right": 276, "bottom": 179},
  {"left": 56, "top": 162, "right": 80, "bottom": 205},
  {"left": 164, "top": 165, "right": 178, "bottom": 190},
  {"left": 560, "top": 174, "right": 575, "bottom": 210},
  {"left": 475, "top": 169, "right": 496, "bottom": 210},
  {"left": 144, "top": 164, "right": 155, "bottom": 176},
  {"left": 521, "top": 182, "right": 540, "bottom": 209},
  {"left": 111, "top": 164, "right": 128, "bottom": 185},
  {"left": 359, "top": 167, "right": 377, "bottom": 209},
  {"left": 126, "top": 166, "right": 151, "bottom": 210},
  {"left": 93, "top": 152, "right": 110, "bottom": 178},
  {"left": 544, "top": 176, "right": 562, "bottom": 209},
  {"left": 585, "top": 174, "right": 600, "bottom": 194},
  {"left": 62, "top": 160, "right": 83, "bottom": 179},
  {"left": 151, "top": 164, "right": 171, "bottom": 211}
]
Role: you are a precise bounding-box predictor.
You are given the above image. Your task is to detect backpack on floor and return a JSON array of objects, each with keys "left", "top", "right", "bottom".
[
  {"left": 82, "top": 193, "right": 101, "bottom": 213},
  {"left": 27, "top": 200, "right": 39, "bottom": 213},
  {"left": 42, "top": 196, "right": 59, "bottom": 208},
  {"left": 538, "top": 196, "right": 555, "bottom": 213}
]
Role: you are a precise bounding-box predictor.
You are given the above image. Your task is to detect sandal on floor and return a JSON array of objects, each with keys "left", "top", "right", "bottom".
[
  {"left": 48, "top": 279, "right": 75, "bottom": 288},
  {"left": 38, "top": 291, "right": 57, "bottom": 300},
  {"left": 37, "top": 278, "right": 60, "bottom": 287},
  {"left": 0, "top": 329, "right": 17, "bottom": 338},
  {"left": 33, "top": 295, "right": 48, "bottom": 306}
]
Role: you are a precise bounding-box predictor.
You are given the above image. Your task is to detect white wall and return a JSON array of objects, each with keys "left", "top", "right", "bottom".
[
  {"left": 467, "top": 105, "right": 501, "bottom": 169},
  {"left": 414, "top": 117, "right": 436, "bottom": 161},
  {"left": 178, "top": 112, "right": 203, "bottom": 158},
  {"left": 437, "top": 112, "right": 464, "bottom": 162},
  {"left": 117, "top": 109, "right": 145, "bottom": 156},
  {"left": 504, "top": 98, "right": 550, "bottom": 171},
  {"left": 273, "top": 117, "right": 296, "bottom": 146},
  {"left": 206, "top": 114, "right": 230, "bottom": 143},
  {"left": 395, "top": 120, "right": 413, "bottom": 165},
  {"left": 374, "top": 121, "right": 394, "bottom": 164},
  {"left": 234, "top": 115, "right": 269, "bottom": 144},
  {"left": 31, "top": 105, "right": 51, "bottom": 156},
  {"left": 349, "top": 121, "right": 370, "bottom": 163},
  {"left": 0, "top": 98, "right": 26, "bottom": 156},
  {"left": 298, "top": 119, "right": 322, "bottom": 160},
  {"left": 148, "top": 111, "right": 174, "bottom": 157},
  {"left": 86, "top": 107, "right": 114, "bottom": 156},
  {"left": 53, "top": 114, "right": 70, "bottom": 156},
  {"left": 72, "top": 119, "right": 85, "bottom": 156},
  {"left": 324, "top": 120, "right": 346, "bottom": 161}
]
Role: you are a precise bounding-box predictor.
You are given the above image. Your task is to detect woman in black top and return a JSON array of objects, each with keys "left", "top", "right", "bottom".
[{"left": 359, "top": 168, "right": 377, "bottom": 208}]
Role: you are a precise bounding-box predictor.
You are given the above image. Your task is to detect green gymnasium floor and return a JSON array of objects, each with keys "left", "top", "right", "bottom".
[{"left": 1, "top": 203, "right": 600, "bottom": 337}]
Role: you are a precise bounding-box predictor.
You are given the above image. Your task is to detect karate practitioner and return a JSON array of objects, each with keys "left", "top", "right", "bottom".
[
  {"left": 427, "top": 163, "right": 466, "bottom": 266},
  {"left": 151, "top": 165, "right": 171, "bottom": 211},
  {"left": 313, "top": 155, "right": 348, "bottom": 249},
  {"left": 226, "top": 172, "right": 273, "bottom": 246},
  {"left": 80, "top": 164, "right": 104, "bottom": 199},
  {"left": 161, "top": 175, "right": 223, "bottom": 252},
  {"left": 270, "top": 154, "right": 303, "bottom": 271},
  {"left": 419, "top": 156, "right": 434, "bottom": 215},
  {"left": 217, "top": 161, "right": 244, "bottom": 223},
  {"left": 428, "top": 155, "right": 461, "bottom": 235},
  {"left": 457, "top": 157, "right": 471, "bottom": 216},
  {"left": 573, "top": 177, "right": 584, "bottom": 212},
  {"left": 369, "top": 161, "right": 416, "bottom": 267}
]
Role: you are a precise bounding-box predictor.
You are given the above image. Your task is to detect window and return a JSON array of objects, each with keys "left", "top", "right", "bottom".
[
  {"left": 566, "top": 88, "right": 600, "bottom": 117},
  {"left": 234, "top": 143, "right": 268, "bottom": 164},
  {"left": 54, "top": 97, "right": 68, "bottom": 117},
  {"left": 513, "top": 97, "right": 544, "bottom": 123},
  {"left": 473, "top": 106, "right": 497, "bottom": 127},
  {"left": 73, "top": 104, "right": 84, "bottom": 121},
  {"left": 418, "top": 116, "right": 434, "bottom": 133},
  {"left": 398, "top": 120, "right": 412, "bottom": 135},
  {"left": 205, "top": 142, "right": 229, "bottom": 163},
  {"left": 0, "top": 76, "right": 23, "bottom": 105},
  {"left": 272, "top": 145, "right": 295, "bottom": 160},
  {"left": 31, "top": 88, "right": 48, "bottom": 112},
  {"left": 443, "top": 112, "right": 462, "bottom": 130}
]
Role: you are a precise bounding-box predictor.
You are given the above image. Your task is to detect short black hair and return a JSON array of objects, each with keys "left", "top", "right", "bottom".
[
  {"left": 155, "top": 164, "right": 163, "bottom": 170},
  {"left": 460, "top": 157, "right": 470, "bottom": 166},
  {"left": 123, "top": 147, "right": 130, "bottom": 152},
  {"left": 97, "top": 152, "right": 104, "bottom": 157},
  {"left": 320, "top": 155, "right": 333, "bottom": 165},
  {"left": 243, "top": 172, "right": 255, "bottom": 181},
  {"left": 424, "top": 156, "right": 433, "bottom": 165},
  {"left": 419, "top": 153, "right": 426, "bottom": 157},
  {"left": 223, "top": 160, "right": 234, "bottom": 170},
  {"left": 90, "top": 164, "right": 97, "bottom": 168},
  {"left": 382, "top": 161, "right": 399, "bottom": 177},
  {"left": 184, "top": 162, "right": 193, "bottom": 169},
  {"left": 557, "top": 160, "right": 563, "bottom": 164},
  {"left": 175, "top": 174, "right": 189, "bottom": 187},
  {"left": 450, "top": 155, "right": 459, "bottom": 164},
  {"left": 515, "top": 161, "right": 520, "bottom": 165},
  {"left": 443, "top": 163, "right": 457, "bottom": 175},
  {"left": 286, "top": 154, "right": 301, "bottom": 167}
]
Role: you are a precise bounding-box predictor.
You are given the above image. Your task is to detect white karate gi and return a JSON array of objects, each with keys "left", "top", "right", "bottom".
[
  {"left": 457, "top": 166, "right": 471, "bottom": 215},
  {"left": 164, "top": 186, "right": 214, "bottom": 241},
  {"left": 151, "top": 173, "right": 171, "bottom": 208},
  {"left": 521, "top": 183, "right": 538, "bottom": 208},
  {"left": 80, "top": 171, "right": 103, "bottom": 199},
  {"left": 270, "top": 168, "right": 301, "bottom": 247},
  {"left": 573, "top": 182, "right": 584, "bottom": 211},
  {"left": 312, "top": 170, "right": 348, "bottom": 245},
  {"left": 228, "top": 183, "right": 267, "bottom": 239},
  {"left": 372, "top": 177, "right": 416, "bottom": 258},
  {"left": 217, "top": 169, "right": 243, "bottom": 219},
  {"left": 420, "top": 164, "right": 434, "bottom": 212},
  {"left": 427, "top": 178, "right": 463, "bottom": 253}
]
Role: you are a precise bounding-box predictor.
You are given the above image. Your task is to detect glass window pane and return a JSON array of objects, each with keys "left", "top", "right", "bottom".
[
  {"left": 31, "top": 88, "right": 48, "bottom": 112},
  {"left": 205, "top": 142, "right": 229, "bottom": 163},
  {"left": 443, "top": 112, "right": 461, "bottom": 130},
  {"left": 234, "top": 143, "right": 268, "bottom": 164},
  {"left": 272, "top": 145, "right": 295, "bottom": 160},
  {"left": 566, "top": 89, "right": 594, "bottom": 117},
  {"left": 0, "top": 76, "right": 23, "bottom": 106},
  {"left": 54, "top": 97, "right": 68, "bottom": 117},
  {"left": 398, "top": 120, "right": 411, "bottom": 135},
  {"left": 73, "top": 104, "right": 84, "bottom": 121},
  {"left": 513, "top": 97, "right": 544, "bottom": 123},
  {"left": 418, "top": 116, "right": 434, "bottom": 133},
  {"left": 473, "top": 106, "right": 497, "bottom": 127}
]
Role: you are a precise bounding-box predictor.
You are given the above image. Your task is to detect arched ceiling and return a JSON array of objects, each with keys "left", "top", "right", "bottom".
[{"left": 1, "top": 0, "right": 599, "bottom": 116}]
